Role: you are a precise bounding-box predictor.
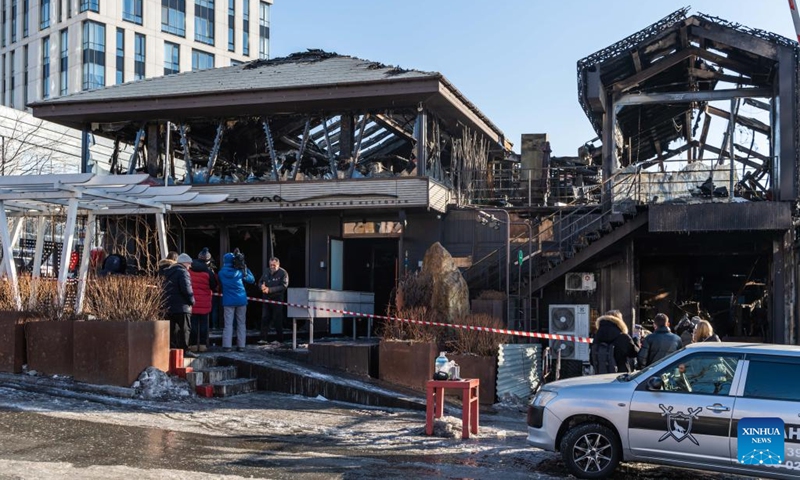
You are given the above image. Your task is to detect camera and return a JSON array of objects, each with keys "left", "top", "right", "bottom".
[{"left": 232, "top": 248, "right": 247, "bottom": 271}]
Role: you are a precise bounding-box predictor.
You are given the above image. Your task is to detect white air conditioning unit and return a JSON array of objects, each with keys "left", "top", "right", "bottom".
[
  {"left": 548, "top": 304, "right": 590, "bottom": 361},
  {"left": 565, "top": 272, "right": 596, "bottom": 292}
]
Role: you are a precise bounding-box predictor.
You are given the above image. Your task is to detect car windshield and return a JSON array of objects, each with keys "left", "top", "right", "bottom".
[{"left": 621, "top": 349, "right": 684, "bottom": 382}]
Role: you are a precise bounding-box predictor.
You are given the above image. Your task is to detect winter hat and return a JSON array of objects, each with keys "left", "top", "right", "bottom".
[
  {"left": 198, "top": 247, "right": 212, "bottom": 261},
  {"left": 177, "top": 253, "right": 193, "bottom": 264}
]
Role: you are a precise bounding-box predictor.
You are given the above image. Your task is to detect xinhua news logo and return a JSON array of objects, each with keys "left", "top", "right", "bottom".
[{"left": 738, "top": 417, "right": 785, "bottom": 466}]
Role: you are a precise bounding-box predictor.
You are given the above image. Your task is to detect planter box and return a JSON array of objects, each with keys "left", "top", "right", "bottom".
[
  {"left": 0, "top": 311, "right": 31, "bottom": 373},
  {"left": 73, "top": 320, "right": 169, "bottom": 387},
  {"left": 308, "top": 340, "right": 379, "bottom": 378},
  {"left": 26, "top": 321, "right": 74, "bottom": 377},
  {"left": 449, "top": 353, "right": 497, "bottom": 405},
  {"left": 378, "top": 340, "right": 437, "bottom": 392}
]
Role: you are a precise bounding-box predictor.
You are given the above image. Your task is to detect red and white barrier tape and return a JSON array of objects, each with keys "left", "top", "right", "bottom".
[{"left": 213, "top": 292, "right": 593, "bottom": 344}]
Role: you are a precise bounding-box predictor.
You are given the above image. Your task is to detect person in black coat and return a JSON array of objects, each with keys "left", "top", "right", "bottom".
[
  {"left": 638, "top": 313, "right": 683, "bottom": 368},
  {"left": 258, "top": 256, "right": 289, "bottom": 344},
  {"left": 591, "top": 312, "right": 639, "bottom": 373},
  {"left": 159, "top": 252, "right": 196, "bottom": 357}
]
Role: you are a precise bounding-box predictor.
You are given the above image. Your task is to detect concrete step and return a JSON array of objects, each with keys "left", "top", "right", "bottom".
[
  {"left": 184, "top": 355, "right": 219, "bottom": 370},
  {"left": 202, "top": 366, "right": 238, "bottom": 384},
  {"left": 212, "top": 378, "right": 257, "bottom": 397}
]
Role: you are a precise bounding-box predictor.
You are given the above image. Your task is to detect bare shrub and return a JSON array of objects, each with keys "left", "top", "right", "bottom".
[
  {"left": 451, "top": 313, "right": 505, "bottom": 357},
  {"left": 23, "top": 278, "right": 79, "bottom": 322},
  {"left": 379, "top": 306, "right": 441, "bottom": 343},
  {"left": 85, "top": 275, "right": 165, "bottom": 322},
  {"left": 0, "top": 278, "right": 18, "bottom": 311},
  {"left": 393, "top": 272, "right": 432, "bottom": 311}
]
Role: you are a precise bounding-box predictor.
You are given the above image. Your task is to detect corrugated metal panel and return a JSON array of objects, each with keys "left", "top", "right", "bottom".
[
  {"left": 497, "top": 343, "right": 541, "bottom": 401},
  {"left": 649, "top": 202, "right": 792, "bottom": 232},
  {"left": 173, "top": 177, "right": 431, "bottom": 213}
]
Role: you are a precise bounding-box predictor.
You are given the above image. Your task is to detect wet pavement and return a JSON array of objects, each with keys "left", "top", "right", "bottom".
[{"left": 0, "top": 384, "right": 760, "bottom": 479}]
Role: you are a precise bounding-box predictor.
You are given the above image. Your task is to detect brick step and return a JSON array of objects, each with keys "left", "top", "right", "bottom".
[
  {"left": 212, "top": 378, "right": 257, "bottom": 397},
  {"left": 201, "top": 366, "right": 238, "bottom": 384},
  {"left": 184, "top": 355, "right": 219, "bottom": 370}
]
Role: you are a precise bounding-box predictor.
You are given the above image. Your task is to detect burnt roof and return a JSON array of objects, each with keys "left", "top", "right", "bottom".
[
  {"left": 31, "top": 49, "right": 511, "bottom": 151},
  {"left": 576, "top": 9, "right": 798, "bottom": 164}
]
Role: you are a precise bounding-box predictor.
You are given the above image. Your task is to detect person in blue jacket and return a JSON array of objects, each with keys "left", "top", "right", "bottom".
[{"left": 218, "top": 250, "right": 255, "bottom": 352}]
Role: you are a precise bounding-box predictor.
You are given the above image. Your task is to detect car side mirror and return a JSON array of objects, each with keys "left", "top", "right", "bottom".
[{"left": 647, "top": 376, "right": 664, "bottom": 391}]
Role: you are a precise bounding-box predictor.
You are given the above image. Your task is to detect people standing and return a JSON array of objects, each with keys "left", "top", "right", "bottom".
[
  {"left": 160, "top": 252, "right": 196, "bottom": 358},
  {"left": 198, "top": 247, "right": 221, "bottom": 330},
  {"left": 258, "top": 257, "right": 289, "bottom": 345},
  {"left": 188, "top": 255, "right": 218, "bottom": 352},
  {"left": 692, "top": 319, "right": 721, "bottom": 343},
  {"left": 675, "top": 314, "right": 701, "bottom": 347},
  {"left": 590, "top": 310, "right": 639, "bottom": 374},
  {"left": 218, "top": 250, "right": 255, "bottom": 352},
  {"left": 637, "top": 313, "right": 683, "bottom": 368}
]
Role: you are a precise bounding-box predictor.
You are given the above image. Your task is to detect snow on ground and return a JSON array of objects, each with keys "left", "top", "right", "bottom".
[{"left": 0, "top": 459, "right": 253, "bottom": 480}]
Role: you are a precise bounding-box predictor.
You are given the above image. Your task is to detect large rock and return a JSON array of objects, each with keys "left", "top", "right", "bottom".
[{"left": 421, "top": 242, "right": 469, "bottom": 322}]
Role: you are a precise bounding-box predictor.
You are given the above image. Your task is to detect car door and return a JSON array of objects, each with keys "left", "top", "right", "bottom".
[
  {"left": 730, "top": 355, "right": 800, "bottom": 477},
  {"left": 628, "top": 352, "right": 743, "bottom": 467}
]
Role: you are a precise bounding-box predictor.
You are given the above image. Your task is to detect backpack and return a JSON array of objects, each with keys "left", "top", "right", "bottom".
[{"left": 591, "top": 341, "right": 617, "bottom": 374}]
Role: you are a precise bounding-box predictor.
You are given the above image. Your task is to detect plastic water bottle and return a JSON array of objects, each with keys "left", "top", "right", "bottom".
[{"left": 435, "top": 352, "right": 449, "bottom": 374}]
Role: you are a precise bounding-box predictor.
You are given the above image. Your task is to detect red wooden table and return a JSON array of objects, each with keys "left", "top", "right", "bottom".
[{"left": 425, "top": 378, "right": 479, "bottom": 439}]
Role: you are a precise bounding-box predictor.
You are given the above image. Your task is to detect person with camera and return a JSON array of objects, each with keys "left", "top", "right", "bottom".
[
  {"left": 218, "top": 249, "right": 255, "bottom": 352},
  {"left": 258, "top": 257, "right": 289, "bottom": 345}
]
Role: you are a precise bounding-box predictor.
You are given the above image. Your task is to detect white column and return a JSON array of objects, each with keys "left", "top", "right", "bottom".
[
  {"left": 31, "top": 216, "right": 47, "bottom": 278},
  {"left": 0, "top": 202, "right": 21, "bottom": 310},
  {"left": 0, "top": 217, "right": 22, "bottom": 276},
  {"left": 57, "top": 198, "right": 79, "bottom": 306},
  {"left": 155, "top": 212, "right": 168, "bottom": 260},
  {"left": 74, "top": 212, "right": 95, "bottom": 313}
]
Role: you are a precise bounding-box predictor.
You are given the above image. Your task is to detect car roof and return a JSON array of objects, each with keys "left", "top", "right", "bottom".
[{"left": 684, "top": 342, "right": 800, "bottom": 356}]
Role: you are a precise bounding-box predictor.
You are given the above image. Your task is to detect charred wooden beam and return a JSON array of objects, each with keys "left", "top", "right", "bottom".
[
  {"left": 689, "top": 23, "right": 778, "bottom": 60},
  {"left": 698, "top": 110, "right": 711, "bottom": 160},
  {"left": 684, "top": 111, "right": 693, "bottom": 162},
  {"left": 616, "top": 88, "right": 772, "bottom": 106},
  {"left": 631, "top": 49, "right": 642, "bottom": 73},
  {"left": 373, "top": 114, "right": 415, "bottom": 142},
  {"left": 339, "top": 114, "right": 355, "bottom": 162},
  {"left": 703, "top": 144, "right": 763, "bottom": 170},
  {"left": 734, "top": 143, "right": 771, "bottom": 164},
  {"left": 706, "top": 105, "right": 770, "bottom": 137},
  {"left": 289, "top": 118, "right": 312, "bottom": 180},
  {"left": 744, "top": 98, "right": 770, "bottom": 111},
  {"left": 262, "top": 119, "right": 280, "bottom": 180},
  {"left": 613, "top": 47, "right": 697, "bottom": 93},
  {"left": 687, "top": 68, "right": 759, "bottom": 86}
]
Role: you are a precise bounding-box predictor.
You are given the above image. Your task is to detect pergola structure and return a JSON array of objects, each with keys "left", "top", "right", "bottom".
[{"left": 0, "top": 173, "right": 227, "bottom": 311}]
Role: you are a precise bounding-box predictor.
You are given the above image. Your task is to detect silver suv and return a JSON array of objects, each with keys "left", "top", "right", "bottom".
[{"left": 527, "top": 343, "right": 800, "bottom": 479}]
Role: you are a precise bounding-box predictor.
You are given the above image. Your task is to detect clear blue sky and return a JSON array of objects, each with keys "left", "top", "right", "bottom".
[{"left": 271, "top": 1, "right": 797, "bottom": 155}]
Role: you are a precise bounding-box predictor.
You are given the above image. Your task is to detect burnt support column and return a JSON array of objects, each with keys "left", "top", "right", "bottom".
[
  {"left": 338, "top": 114, "right": 355, "bottom": 178},
  {"left": 415, "top": 107, "right": 427, "bottom": 177},
  {"left": 601, "top": 96, "right": 617, "bottom": 212},
  {"left": 146, "top": 123, "right": 159, "bottom": 177},
  {"left": 772, "top": 229, "right": 796, "bottom": 344},
  {"left": 777, "top": 46, "right": 798, "bottom": 201}
]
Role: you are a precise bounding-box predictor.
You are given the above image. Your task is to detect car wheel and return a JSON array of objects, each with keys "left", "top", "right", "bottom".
[{"left": 560, "top": 422, "right": 620, "bottom": 479}]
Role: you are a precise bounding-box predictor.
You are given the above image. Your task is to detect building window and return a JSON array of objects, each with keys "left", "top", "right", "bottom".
[
  {"left": 164, "top": 41, "right": 179, "bottom": 75},
  {"left": 241, "top": 0, "right": 248, "bottom": 55},
  {"left": 66, "top": 0, "right": 70, "bottom": 18},
  {"left": 1, "top": 54, "right": 5, "bottom": 105},
  {"left": 22, "top": 0, "right": 28, "bottom": 38},
  {"left": 59, "top": 28, "right": 67, "bottom": 95},
  {"left": 227, "top": 0, "right": 233, "bottom": 51},
  {"left": 258, "top": 1, "right": 269, "bottom": 59},
  {"left": 22, "top": 44, "right": 28, "bottom": 105},
  {"left": 9, "top": 50, "right": 14, "bottom": 108},
  {"left": 81, "top": 20, "right": 105, "bottom": 91},
  {"left": 11, "top": 0, "right": 17, "bottom": 43},
  {"left": 122, "top": 0, "right": 142, "bottom": 25},
  {"left": 58, "top": 0, "right": 62, "bottom": 22},
  {"left": 40, "top": 0, "right": 50, "bottom": 29},
  {"left": 115, "top": 28, "right": 124, "bottom": 84},
  {"left": 194, "top": 0, "right": 214, "bottom": 45},
  {"left": 133, "top": 33, "right": 144, "bottom": 80},
  {"left": 191, "top": 49, "right": 213, "bottom": 71},
  {"left": 161, "top": 0, "right": 185, "bottom": 36},
  {"left": 42, "top": 36, "right": 50, "bottom": 99},
  {"left": 79, "top": 0, "right": 98, "bottom": 13}
]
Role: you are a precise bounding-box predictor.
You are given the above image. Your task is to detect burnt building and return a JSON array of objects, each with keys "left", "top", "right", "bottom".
[{"left": 31, "top": 50, "right": 512, "bottom": 331}]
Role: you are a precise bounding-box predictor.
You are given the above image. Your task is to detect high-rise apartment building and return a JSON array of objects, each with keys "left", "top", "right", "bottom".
[{"left": 0, "top": 0, "right": 272, "bottom": 109}]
